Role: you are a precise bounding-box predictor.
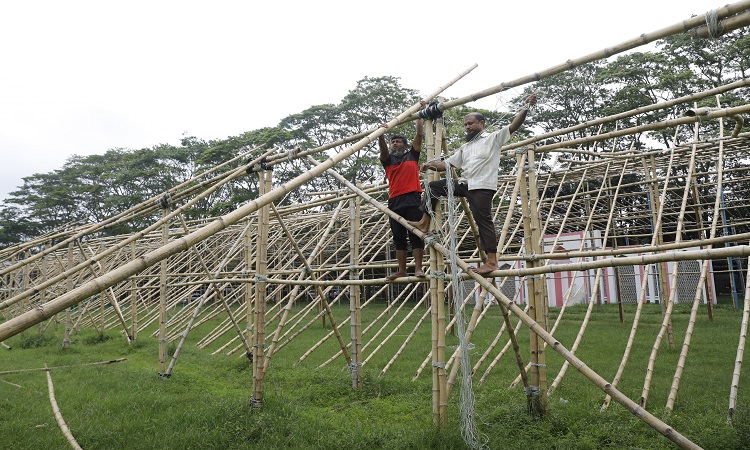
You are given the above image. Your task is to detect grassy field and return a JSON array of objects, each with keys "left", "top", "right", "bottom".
[{"left": 1, "top": 300, "right": 749, "bottom": 449}]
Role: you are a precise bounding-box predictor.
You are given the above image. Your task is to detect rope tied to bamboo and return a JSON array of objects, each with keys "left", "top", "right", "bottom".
[
  {"left": 255, "top": 274, "right": 268, "bottom": 283},
  {"left": 348, "top": 362, "right": 362, "bottom": 375},
  {"left": 432, "top": 361, "right": 446, "bottom": 369},
  {"left": 287, "top": 146, "right": 301, "bottom": 162},
  {"left": 524, "top": 386, "right": 541, "bottom": 396},
  {"left": 429, "top": 270, "right": 446, "bottom": 280},
  {"left": 705, "top": 9, "right": 722, "bottom": 38},
  {"left": 157, "top": 192, "right": 172, "bottom": 210}
]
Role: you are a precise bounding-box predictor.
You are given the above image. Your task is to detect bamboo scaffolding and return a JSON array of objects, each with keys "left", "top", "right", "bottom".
[
  {"left": 3, "top": 8, "right": 750, "bottom": 446},
  {"left": 316, "top": 281, "right": 416, "bottom": 368},
  {"left": 0, "top": 68, "right": 470, "bottom": 340},
  {"left": 665, "top": 113, "right": 728, "bottom": 413},
  {"left": 261, "top": 201, "right": 351, "bottom": 375},
  {"left": 641, "top": 122, "right": 702, "bottom": 409},
  {"left": 420, "top": 232, "right": 702, "bottom": 448}
]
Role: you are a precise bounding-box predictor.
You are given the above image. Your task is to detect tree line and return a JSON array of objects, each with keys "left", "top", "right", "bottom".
[{"left": 1, "top": 29, "right": 748, "bottom": 249}]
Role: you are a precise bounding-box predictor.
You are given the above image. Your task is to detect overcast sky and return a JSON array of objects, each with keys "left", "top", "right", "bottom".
[{"left": 0, "top": 0, "right": 723, "bottom": 203}]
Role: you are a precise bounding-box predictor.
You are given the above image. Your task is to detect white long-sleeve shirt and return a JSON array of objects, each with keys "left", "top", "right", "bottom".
[{"left": 445, "top": 126, "right": 512, "bottom": 191}]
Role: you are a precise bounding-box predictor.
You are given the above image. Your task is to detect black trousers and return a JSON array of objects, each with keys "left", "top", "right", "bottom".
[
  {"left": 419, "top": 179, "right": 497, "bottom": 253},
  {"left": 389, "top": 206, "right": 424, "bottom": 250}
]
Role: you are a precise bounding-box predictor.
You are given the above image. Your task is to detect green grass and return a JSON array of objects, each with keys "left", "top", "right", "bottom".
[{"left": 1, "top": 300, "right": 749, "bottom": 449}]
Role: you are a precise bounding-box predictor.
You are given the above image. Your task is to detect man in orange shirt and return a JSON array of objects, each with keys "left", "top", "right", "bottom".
[{"left": 379, "top": 118, "right": 425, "bottom": 280}]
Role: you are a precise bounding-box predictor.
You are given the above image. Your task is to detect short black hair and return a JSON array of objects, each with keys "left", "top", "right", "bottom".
[
  {"left": 466, "top": 112, "right": 485, "bottom": 122},
  {"left": 391, "top": 135, "right": 408, "bottom": 146}
]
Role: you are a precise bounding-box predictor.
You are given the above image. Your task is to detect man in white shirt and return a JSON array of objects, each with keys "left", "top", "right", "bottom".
[{"left": 409, "top": 94, "right": 537, "bottom": 274}]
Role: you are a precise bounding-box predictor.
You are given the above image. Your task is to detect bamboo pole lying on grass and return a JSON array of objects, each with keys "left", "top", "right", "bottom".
[{"left": 46, "top": 368, "right": 83, "bottom": 450}]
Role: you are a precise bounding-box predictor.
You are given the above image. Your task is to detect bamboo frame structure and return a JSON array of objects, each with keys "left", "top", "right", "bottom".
[{"left": 3, "top": 4, "right": 750, "bottom": 449}]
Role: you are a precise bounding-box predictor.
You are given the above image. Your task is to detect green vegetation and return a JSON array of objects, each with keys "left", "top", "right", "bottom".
[{"left": 1, "top": 301, "right": 748, "bottom": 449}]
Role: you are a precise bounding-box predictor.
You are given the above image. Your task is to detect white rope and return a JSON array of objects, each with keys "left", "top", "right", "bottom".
[
  {"left": 705, "top": 9, "right": 721, "bottom": 39},
  {"left": 444, "top": 162, "right": 487, "bottom": 450}
]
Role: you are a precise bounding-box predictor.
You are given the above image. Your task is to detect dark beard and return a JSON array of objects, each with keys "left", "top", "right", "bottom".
[
  {"left": 465, "top": 130, "right": 480, "bottom": 142},
  {"left": 391, "top": 148, "right": 406, "bottom": 158}
]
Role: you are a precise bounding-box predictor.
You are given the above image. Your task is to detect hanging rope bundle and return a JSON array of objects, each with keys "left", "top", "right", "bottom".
[{"left": 443, "top": 162, "right": 486, "bottom": 450}]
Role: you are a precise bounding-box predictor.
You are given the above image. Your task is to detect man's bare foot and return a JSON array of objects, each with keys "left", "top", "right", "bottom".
[
  {"left": 471, "top": 263, "right": 498, "bottom": 275},
  {"left": 386, "top": 270, "right": 407, "bottom": 281},
  {"left": 414, "top": 269, "right": 425, "bottom": 277}
]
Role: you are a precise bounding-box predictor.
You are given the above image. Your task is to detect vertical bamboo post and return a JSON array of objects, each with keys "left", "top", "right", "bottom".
[
  {"left": 158, "top": 206, "right": 169, "bottom": 375},
  {"left": 349, "top": 191, "right": 363, "bottom": 389},
  {"left": 252, "top": 168, "right": 271, "bottom": 405},
  {"left": 608, "top": 183, "right": 625, "bottom": 322},
  {"left": 244, "top": 219, "right": 254, "bottom": 359},
  {"left": 40, "top": 245, "right": 48, "bottom": 336},
  {"left": 647, "top": 155, "right": 675, "bottom": 347},
  {"left": 63, "top": 244, "right": 73, "bottom": 348},
  {"left": 435, "top": 122, "right": 448, "bottom": 426},
  {"left": 691, "top": 184, "right": 714, "bottom": 321},
  {"left": 130, "top": 241, "right": 138, "bottom": 341},
  {"left": 518, "top": 149, "right": 548, "bottom": 416},
  {"left": 423, "top": 119, "right": 447, "bottom": 427}
]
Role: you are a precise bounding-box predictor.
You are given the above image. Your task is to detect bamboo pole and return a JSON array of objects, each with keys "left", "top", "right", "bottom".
[
  {"left": 63, "top": 244, "right": 73, "bottom": 349},
  {"left": 601, "top": 135, "right": 693, "bottom": 411},
  {"left": 158, "top": 206, "right": 170, "bottom": 375},
  {"left": 728, "top": 256, "right": 750, "bottom": 422},
  {"left": 518, "top": 149, "right": 549, "bottom": 415},
  {"left": 361, "top": 284, "right": 426, "bottom": 366},
  {"left": 164, "top": 216, "right": 254, "bottom": 376},
  {"left": 666, "top": 111, "right": 724, "bottom": 414},
  {"left": 45, "top": 368, "right": 84, "bottom": 450},
  {"left": 349, "top": 192, "right": 363, "bottom": 389},
  {"left": 251, "top": 169, "right": 271, "bottom": 405},
  {"left": 380, "top": 306, "right": 431, "bottom": 377},
  {"left": 130, "top": 241, "right": 138, "bottom": 341},
  {"left": 549, "top": 161, "right": 625, "bottom": 397},
  {"left": 476, "top": 289, "right": 528, "bottom": 385},
  {"left": 437, "top": 1, "right": 750, "bottom": 113}
]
